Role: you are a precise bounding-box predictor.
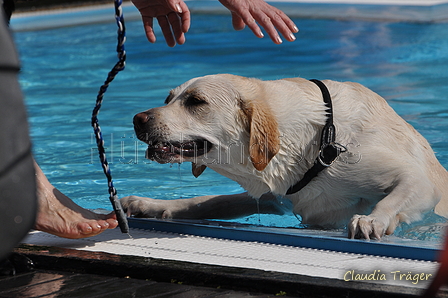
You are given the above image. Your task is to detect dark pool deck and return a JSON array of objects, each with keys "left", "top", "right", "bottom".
[
  {"left": 1, "top": 252, "right": 288, "bottom": 298},
  {"left": 8, "top": 226, "right": 448, "bottom": 298},
  {"left": 2, "top": 244, "right": 444, "bottom": 298},
  {"left": 0, "top": 255, "right": 282, "bottom": 298}
]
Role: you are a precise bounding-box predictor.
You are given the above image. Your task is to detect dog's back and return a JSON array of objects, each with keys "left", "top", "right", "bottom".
[{"left": 325, "top": 80, "right": 448, "bottom": 218}]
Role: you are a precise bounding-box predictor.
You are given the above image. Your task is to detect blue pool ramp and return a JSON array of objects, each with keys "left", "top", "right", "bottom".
[{"left": 129, "top": 218, "right": 443, "bottom": 262}]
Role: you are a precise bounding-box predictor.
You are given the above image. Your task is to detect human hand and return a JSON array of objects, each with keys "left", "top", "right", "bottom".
[
  {"left": 218, "top": 0, "right": 298, "bottom": 44},
  {"left": 132, "top": 0, "right": 190, "bottom": 47}
]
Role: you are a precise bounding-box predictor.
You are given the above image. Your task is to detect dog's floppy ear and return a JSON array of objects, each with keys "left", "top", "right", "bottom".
[
  {"left": 192, "top": 163, "right": 207, "bottom": 178},
  {"left": 244, "top": 100, "right": 280, "bottom": 171}
]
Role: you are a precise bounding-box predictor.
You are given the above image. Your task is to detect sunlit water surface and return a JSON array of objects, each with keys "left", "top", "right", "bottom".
[{"left": 14, "top": 14, "right": 448, "bottom": 241}]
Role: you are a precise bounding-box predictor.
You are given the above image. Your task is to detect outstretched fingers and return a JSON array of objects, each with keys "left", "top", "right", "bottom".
[
  {"left": 166, "top": 0, "right": 191, "bottom": 33},
  {"left": 134, "top": 0, "right": 297, "bottom": 45},
  {"left": 219, "top": 0, "right": 298, "bottom": 44},
  {"left": 132, "top": 0, "right": 190, "bottom": 46},
  {"left": 141, "top": 16, "right": 157, "bottom": 43},
  {"left": 244, "top": 7, "right": 297, "bottom": 44},
  {"left": 157, "top": 10, "right": 187, "bottom": 47}
]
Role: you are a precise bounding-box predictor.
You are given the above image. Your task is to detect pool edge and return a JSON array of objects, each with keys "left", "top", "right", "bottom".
[{"left": 129, "top": 218, "right": 442, "bottom": 262}]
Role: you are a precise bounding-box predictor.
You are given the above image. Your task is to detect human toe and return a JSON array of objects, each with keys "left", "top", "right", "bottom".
[
  {"left": 106, "top": 218, "right": 119, "bottom": 229},
  {"left": 78, "top": 222, "right": 101, "bottom": 236}
]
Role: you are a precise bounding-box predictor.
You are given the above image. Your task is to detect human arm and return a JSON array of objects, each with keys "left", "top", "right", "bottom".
[
  {"left": 132, "top": 0, "right": 298, "bottom": 47},
  {"left": 132, "top": 0, "right": 191, "bottom": 47},
  {"left": 218, "top": 0, "right": 298, "bottom": 44}
]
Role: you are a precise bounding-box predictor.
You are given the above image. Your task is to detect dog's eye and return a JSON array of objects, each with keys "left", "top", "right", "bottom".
[{"left": 185, "top": 95, "right": 206, "bottom": 107}]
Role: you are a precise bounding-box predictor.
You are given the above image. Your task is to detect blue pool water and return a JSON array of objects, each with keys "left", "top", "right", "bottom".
[{"left": 13, "top": 10, "right": 448, "bottom": 241}]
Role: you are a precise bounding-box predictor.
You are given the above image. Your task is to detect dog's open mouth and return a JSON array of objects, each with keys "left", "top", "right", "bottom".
[{"left": 145, "top": 139, "right": 213, "bottom": 163}]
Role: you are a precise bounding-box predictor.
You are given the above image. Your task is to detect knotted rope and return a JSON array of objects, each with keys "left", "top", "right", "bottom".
[{"left": 91, "top": 0, "right": 129, "bottom": 233}]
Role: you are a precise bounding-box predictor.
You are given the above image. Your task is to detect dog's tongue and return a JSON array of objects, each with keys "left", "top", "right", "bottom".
[{"left": 145, "top": 144, "right": 176, "bottom": 164}]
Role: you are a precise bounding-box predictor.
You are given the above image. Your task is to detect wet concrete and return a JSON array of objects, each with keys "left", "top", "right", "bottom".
[{"left": 0, "top": 269, "right": 279, "bottom": 298}]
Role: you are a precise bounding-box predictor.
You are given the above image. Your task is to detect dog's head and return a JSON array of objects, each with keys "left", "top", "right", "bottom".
[{"left": 133, "top": 74, "right": 281, "bottom": 176}]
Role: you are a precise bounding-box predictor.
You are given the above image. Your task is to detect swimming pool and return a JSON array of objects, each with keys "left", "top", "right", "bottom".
[{"left": 12, "top": 2, "right": 448, "bottom": 244}]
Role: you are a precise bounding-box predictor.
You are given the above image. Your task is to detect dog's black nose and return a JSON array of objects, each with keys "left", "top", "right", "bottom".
[{"left": 133, "top": 112, "right": 150, "bottom": 127}]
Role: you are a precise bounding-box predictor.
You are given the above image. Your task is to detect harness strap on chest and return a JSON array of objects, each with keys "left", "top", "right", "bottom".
[{"left": 286, "top": 79, "right": 343, "bottom": 195}]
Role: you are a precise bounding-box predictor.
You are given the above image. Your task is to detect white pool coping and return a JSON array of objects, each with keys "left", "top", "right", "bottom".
[{"left": 22, "top": 228, "right": 441, "bottom": 295}]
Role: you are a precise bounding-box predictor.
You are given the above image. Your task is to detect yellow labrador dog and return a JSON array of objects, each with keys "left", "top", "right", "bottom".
[{"left": 120, "top": 74, "right": 448, "bottom": 239}]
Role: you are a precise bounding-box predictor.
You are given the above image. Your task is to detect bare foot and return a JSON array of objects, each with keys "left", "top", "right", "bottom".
[{"left": 33, "top": 161, "right": 118, "bottom": 239}]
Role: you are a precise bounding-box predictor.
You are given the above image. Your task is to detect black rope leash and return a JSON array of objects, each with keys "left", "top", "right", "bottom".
[{"left": 91, "top": 0, "right": 129, "bottom": 234}]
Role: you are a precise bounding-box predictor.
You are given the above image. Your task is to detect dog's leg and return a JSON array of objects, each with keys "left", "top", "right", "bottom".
[
  {"left": 120, "top": 192, "right": 284, "bottom": 219},
  {"left": 348, "top": 174, "right": 440, "bottom": 239}
]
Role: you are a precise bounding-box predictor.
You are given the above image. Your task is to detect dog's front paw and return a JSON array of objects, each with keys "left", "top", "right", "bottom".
[
  {"left": 120, "top": 196, "right": 173, "bottom": 219},
  {"left": 348, "top": 214, "right": 387, "bottom": 240}
]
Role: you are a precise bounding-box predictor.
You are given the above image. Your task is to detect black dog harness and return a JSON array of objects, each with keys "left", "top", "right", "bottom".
[{"left": 286, "top": 79, "right": 345, "bottom": 195}]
